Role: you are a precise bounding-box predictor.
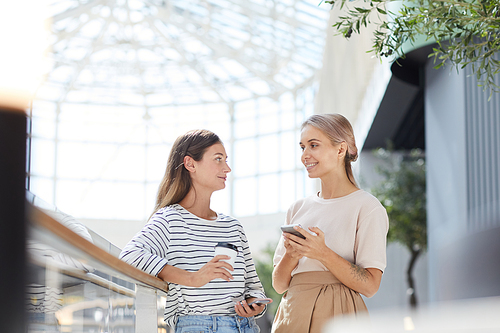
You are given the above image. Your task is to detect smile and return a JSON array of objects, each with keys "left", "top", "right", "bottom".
[{"left": 305, "top": 162, "right": 318, "bottom": 170}]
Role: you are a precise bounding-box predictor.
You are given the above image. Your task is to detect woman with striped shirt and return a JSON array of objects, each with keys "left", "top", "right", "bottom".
[{"left": 120, "top": 129, "right": 267, "bottom": 333}]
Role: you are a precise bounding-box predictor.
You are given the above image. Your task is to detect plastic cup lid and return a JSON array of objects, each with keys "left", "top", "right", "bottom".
[{"left": 215, "top": 242, "right": 238, "bottom": 252}]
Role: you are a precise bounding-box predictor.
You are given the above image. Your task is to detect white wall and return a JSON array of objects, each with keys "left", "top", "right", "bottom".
[{"left": 314, "top": 4, "right": 383, "bottom": 121}]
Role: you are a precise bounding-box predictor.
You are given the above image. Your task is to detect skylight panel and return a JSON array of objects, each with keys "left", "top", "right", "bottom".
[
  {"left": 118, "top": 93, "right": 145, "bottom": 106},
  {"left": 79, "top": 19, "right": 104, "bottom": 38},
  {"left": 183, "top": 2, "right": 210, "bottom": 18},
  {"left": 273, "top": 73, "right": 295, "bottom": 89},
  {"left": 184, "top": 67, "right": 203, "bottom": 84},
  {"left": 295, "top": 11, "right": 327, "bottom": 27},
  {"left": 215, "top": 24, "right": 250, "bottom": 42},
  {"left": 137, "top": 48, "right": 162, "bottom": 62},
  {"left": 220, "top": 58, "right": 248, "bottom": 76},
  {"left": 243, "top": 78, "right": 271, "bottom": 96},
  {"left": 133, "top": 23, "right": 156, "bottom": 41},
  {"left": 65, "top": 89, "right": 88, "bottom": 103},
  {"left": 49, "top": 65, "right": 75, "bottom": 84},
  {"left": 46, "top": 0, "right": 75, "bottom": 18},
  {"left": 205, "top": 62, "right": 230, "bottom": 81},
  {"left": 206, "top": 0, "right": 232, "bottom": 10},
  {"left": 145, "top": 93, "right": 174, "bottom": 106},
  {"left": 296, "top": 0, "right": 329, "bottom": 20},
  {"left": 129, "top": 9, "right": 145, "bottom": 23},
  {"left": 199, "top": 88, "right": 222, "bottom": 103},
  {"left": 174, "top": 90, "right": 202, "bottom": 105},
  {"left": 225, "top": 84, "right": 253, "bottom": 101},
  {"left": 31, "top": 116, "right": 57, "bottom": 140},
  {"left": 88, "top": 48, "right": 111, "bottom": 62},
  {"left": 99, "top": 5, "right": 111, "bottom": 17},
  {"left": 162, "top": 48, "right": 182, "bottom": 61},
  {"left": 35, "top": 83, "right": 65, "bottom": 102},
  {"left": 112, "top": 5, "right": 128, "bottom": 22}
]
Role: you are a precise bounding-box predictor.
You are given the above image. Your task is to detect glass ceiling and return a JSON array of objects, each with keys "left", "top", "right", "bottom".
[
  {"left": 40, "top": 0, "right": 329, "bottom": 107},
  {"left": 30, "top": 0, "right": 330, "bottom": 220}
]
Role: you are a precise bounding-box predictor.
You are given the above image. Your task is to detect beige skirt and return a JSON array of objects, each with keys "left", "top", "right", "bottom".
[{"left": 271, "top": 271, "right": 368, "bottom": 333}]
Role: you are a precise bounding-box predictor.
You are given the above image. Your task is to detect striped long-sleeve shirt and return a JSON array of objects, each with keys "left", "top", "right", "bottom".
[{"left": 119, "top": 204, "right": 266, "bottom": 328}]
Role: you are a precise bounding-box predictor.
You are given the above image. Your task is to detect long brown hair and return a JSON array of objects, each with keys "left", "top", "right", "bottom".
[
  {"left": 151, "top": 129, "right": 221, "bottom": 217},
  {"left": 301, "top": 114, "right": 358, "bottom": 186}
]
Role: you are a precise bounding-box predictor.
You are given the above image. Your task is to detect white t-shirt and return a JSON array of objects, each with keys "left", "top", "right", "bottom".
[{"left": 273, "top": 190, "right": 389, "bottom": 276}]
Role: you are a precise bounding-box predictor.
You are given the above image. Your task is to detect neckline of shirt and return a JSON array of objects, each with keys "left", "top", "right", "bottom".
[
  {"left": 312, "top": 189, "right": 364, "bottom": 203},
  {"left": 172, "top": 204, "right": 222, "bottom": 222}
]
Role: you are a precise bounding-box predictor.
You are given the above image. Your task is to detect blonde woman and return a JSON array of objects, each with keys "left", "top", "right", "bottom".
[
  {"left": 272, "top": 114, "right": 389, "bottom": 333},
  {"left": 120, "top": 129, "right": 267, "bottom": 333}
]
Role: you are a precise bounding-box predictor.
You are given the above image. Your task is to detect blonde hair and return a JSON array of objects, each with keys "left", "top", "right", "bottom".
[
  {"left": 301, "top": 114, "right": 358, "bottom": 186},
  {"left": 151, "top": 129, "right": 221, "bottom": 218}
]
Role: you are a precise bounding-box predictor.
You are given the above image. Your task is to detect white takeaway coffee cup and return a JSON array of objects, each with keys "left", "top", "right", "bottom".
[{"left": 214, "top": 242, "right": 238, "bottom": 269}]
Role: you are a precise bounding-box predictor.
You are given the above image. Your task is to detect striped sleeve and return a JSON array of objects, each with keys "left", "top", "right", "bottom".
[{"left": 119, "top": 212, "right": 170, "bottom": 277}]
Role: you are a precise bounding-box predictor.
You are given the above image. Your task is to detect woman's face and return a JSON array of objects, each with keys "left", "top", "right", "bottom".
[
  {"left": 191, "top": 143, "right": 231, "bottom": 192},
  {"left": 300, "top": 125, "right": 341, "bottom": 179}
]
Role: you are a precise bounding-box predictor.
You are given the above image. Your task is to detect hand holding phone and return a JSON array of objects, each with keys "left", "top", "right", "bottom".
[
  {"left": 280, "top": 224, "right": 306, "bottom": 239},
  {"left": 248, "top": 298, "right": 273, "bottom": 307}
]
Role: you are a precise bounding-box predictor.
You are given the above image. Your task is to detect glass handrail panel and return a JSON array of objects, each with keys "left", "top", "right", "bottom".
[{"left": 27, "top": 204, "right": 170, "bottom": 333}]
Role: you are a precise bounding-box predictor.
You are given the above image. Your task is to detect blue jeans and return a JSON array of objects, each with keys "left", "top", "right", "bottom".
[{"left": 175, "top": 315, "right": 261, "bottom": 333}]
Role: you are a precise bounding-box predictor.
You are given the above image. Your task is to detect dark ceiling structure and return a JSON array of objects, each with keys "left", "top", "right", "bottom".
[{"left": 362, "top": 44, "right": 438, "bottom": 151}]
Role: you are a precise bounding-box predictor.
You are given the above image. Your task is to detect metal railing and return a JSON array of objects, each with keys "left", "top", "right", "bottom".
[{"left": 27, "top": 204, "right": 170, "bottom": 333}]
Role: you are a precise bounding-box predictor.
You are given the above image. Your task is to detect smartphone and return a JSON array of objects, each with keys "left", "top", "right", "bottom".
[
  {"left": 248, "top": 298, "right": 273, "bottom": 307},
  {"left": 280, "top": 224, "right": 306, "bottom": 239}
]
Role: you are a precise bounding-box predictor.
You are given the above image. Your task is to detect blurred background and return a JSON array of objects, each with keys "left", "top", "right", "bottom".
[{"left": 1, "top": 0, "right": 499, "bottom": 332}]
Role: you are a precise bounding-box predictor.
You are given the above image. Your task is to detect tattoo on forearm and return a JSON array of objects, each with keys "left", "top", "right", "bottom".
[{"left": 350, "top": 263, "right": 368, "bottom": 282}]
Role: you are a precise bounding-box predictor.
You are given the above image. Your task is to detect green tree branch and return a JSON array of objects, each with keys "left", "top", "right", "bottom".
[{"left": 322, "top": 0, "right": 500, "bottom": 95}]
